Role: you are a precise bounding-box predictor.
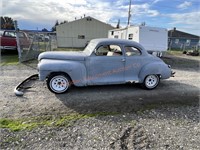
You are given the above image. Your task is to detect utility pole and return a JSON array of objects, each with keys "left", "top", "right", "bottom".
[{"left": 127, "top": 0, "right": 132, "bottom": 26}]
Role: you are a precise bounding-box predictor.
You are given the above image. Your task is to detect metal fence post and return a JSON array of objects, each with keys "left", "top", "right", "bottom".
[{"left": 14, "top": 20, "right": 22, "bottom": 62}]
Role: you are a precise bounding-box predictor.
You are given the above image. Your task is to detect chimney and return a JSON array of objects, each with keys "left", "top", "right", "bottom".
[{"left": 173, "top": 27, "right": 176, "bottom": 31}]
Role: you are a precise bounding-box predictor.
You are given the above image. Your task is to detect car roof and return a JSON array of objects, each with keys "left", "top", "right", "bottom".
[
  {"left": 91, "top": 38, "right": 145, "bottom": 49},
  {"left": 89, "top": 38, "right": 149, "bottom": 55}
]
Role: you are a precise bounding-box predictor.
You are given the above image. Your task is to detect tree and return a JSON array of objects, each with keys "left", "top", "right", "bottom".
[
  {"left": 51, "top": 20, "right": 59, "bottom": 32},
  {"left": 60, "top": 20, "right": 68, "bottom": 24},
  {"left": 1, "top": 16, "right": 15, "bottom": 30},
  {"left": 42, "top": 28, "right": 48, "bottom": 32}
]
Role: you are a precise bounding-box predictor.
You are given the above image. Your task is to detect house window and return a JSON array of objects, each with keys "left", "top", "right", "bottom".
[
  {"left": 128, "top": 34, "right": 133, "bottom": 40},
  {"left": 175, "top": 39, "right": 179, "bottom": 44},
  {"left": 114, "top": 35, "right": 118, "bottom": 39},
  {"left": 186, "top": 39, "right": 191, "bottom": 46},
  {"left": 111, "top": 31, "right": 114, "bottom": 35},
  {"left": 78, "top": 35, "right": 85, "bottom": 39}
]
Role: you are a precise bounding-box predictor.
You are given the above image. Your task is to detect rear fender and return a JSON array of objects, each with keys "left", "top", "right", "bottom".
[{"left": 138, "top": 62, "right": 171, "bottom": 82}]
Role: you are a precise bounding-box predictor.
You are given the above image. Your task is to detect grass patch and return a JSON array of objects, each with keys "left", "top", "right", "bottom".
[
  {"left": 166, "top": 50, "right": 183, "bottom": 56},
  {"left": 0, "top": 54, "right": 19, "bottom": 66},
  {"left": 0, "top": 112, "right": 118, "bottom": 131},
  {"left": 0, "top": 118, "right": 37, "bottom": 131}
]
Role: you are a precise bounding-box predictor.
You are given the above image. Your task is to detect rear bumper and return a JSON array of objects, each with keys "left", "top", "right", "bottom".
[
  {"left": 168, "top": 65, "right": 175, "bottom": 77},
  {"left": 171, "top": 70, "right": 175, "bottom": 77},
  {"left": 0, "top": 46, "right": 17, "bottom": 50}
]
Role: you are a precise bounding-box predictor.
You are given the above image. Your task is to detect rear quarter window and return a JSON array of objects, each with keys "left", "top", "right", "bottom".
[{"left": 125, "top": 46, "right": 142, "bottom": 56}]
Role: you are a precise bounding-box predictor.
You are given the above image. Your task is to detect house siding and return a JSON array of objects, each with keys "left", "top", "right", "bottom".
[
  {"left": 168, "top": 29, "right": 200, "bottom": 50},
  {"left": 56, "top": 17, "right": 114, "bottom": 48}
]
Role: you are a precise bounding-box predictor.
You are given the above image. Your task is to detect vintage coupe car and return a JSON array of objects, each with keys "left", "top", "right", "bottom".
[{"left": 38, "top": 38, "right": 174, "bottom": 94}]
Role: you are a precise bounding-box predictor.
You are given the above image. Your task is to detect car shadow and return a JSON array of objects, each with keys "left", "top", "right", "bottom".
[
  {"left": 1, "top": 50, "right": 18, "bottom": 55},
  {"left": 55, "top": 80, "right": 199, "bottom": 121}
]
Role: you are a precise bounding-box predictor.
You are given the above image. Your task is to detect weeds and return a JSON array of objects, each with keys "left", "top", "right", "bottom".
[{"left": 0, "top": 112, "right": 118, "bottom": 131}]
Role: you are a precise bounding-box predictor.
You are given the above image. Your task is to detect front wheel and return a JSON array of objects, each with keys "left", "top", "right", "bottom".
[
  {"left": 142, "top": 74, "right": 160, "bottom": 90},
  {"left": 47, "top": 73, "right": 71, "bottom": 94}
]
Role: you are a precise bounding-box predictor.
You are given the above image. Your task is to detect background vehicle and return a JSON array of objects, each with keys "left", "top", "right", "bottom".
[
  {"left": 38, "top": 38, "right": 174, "bottom": 94},
  {"left": 0, "top": 30, "right": 30, "bottom": 52},
  {"left": 108, "top": 26, "right": 168, "bottom": 57}
]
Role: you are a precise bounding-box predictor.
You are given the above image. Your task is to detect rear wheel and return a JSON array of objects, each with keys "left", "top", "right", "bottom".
[
  {"left": 47, "top": 73, "right": 71, "bottom": 94},
  {"left": 142, "top": 74, "right": 160, "bottom": 90}
]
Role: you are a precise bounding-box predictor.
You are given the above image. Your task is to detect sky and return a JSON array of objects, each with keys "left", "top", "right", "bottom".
[{"left": 1, "top": 0, "right": 200, "bottom": 36}]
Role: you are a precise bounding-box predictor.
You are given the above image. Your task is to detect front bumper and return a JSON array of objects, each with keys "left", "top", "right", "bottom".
[{"left": 14, "top": 74, "right": 39, "bottom": 96}]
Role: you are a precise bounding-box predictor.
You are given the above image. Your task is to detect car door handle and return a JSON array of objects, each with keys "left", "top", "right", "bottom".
[{"left": 121, "top": 58, "right": 126, "bottom": 62}]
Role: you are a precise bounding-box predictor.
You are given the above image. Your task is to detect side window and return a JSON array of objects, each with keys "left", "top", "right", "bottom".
[
  {"left": 95, "top": 45, "right": 110, "bottom": 56},
  {"left": 18, "top": 32, "right": 25, "bottom": 38},
  {"left": 95, "top": 45, "right": 122, "bottom": 56},
  {"left": 125, "top": 46, "right": 141, "bottom": 56},
  {"left": 4, "top": 31, "right": 16, "bottom": 38}
]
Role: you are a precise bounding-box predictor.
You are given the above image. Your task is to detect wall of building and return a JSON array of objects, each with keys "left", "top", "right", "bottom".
[
  {"left": 56, "top": 17, "right": 114, "bottom": 48},
  {"left": 168, "top": 38, "right": 199, "bottom": 50},
  {"left": 168, "top": 29, "right": 200, "bottom": 50}
]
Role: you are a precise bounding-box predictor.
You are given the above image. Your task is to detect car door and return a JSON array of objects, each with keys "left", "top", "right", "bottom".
[
  {"left": 87, "top": 44, "right": 125, "bottom": 85},
  {"left": 3, "top": 31, "right": 17, "bottom": 48},
  {"left": 124, "top": 46, "right": 144, "bottom": 82}
]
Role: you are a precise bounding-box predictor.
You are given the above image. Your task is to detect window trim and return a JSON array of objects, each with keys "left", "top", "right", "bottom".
[
  {"left": 124, "top": 46, "right": 142, "bottom": 56},
  {"left": 95, "top": 44, "right": 123, "bottom": 56}
]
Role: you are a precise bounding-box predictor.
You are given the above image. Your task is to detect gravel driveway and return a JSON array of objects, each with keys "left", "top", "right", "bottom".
[{"left": 0, "top": 54, "right": 199, "bottom": 149}]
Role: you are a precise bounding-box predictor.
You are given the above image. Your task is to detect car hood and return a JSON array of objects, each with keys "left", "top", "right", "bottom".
[{"left": 38, "top": 51, "right": 87, "bottom": 61}]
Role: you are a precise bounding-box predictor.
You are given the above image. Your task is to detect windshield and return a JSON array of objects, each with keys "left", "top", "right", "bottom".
[{"left": 83, "top": 41, "right": 97, "bottom": 55}]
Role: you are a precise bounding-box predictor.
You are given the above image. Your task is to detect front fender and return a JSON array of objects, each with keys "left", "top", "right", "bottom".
[
  {"left": 38, "top": 59, "right": 87, "bottom": 86},
  {"left": 138, "top": 62, "right": 171, "bottom": 82}
]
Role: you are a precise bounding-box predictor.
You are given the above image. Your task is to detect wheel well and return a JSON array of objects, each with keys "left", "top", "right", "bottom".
[
  {"left": 47, "top": 72, "right": 73, "bottom": 85},
  {"left": 143, "top": 74, "right": 161, "bottom": 81},
  {"left": 157, "top": 74, "right": 161, "bottom": 79}
]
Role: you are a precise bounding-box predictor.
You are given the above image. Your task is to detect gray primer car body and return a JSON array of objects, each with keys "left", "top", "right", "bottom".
[{"left": 38, "top": 38, "right": 173, "bottom": 93}]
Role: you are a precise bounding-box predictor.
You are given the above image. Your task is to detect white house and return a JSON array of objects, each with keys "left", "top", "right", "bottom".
[
  {"left": 108, "top": 26, "right": 168, "bottom": 55},
  {"left": 56, "top": 16, "right": 114, "bottom": 48}
]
